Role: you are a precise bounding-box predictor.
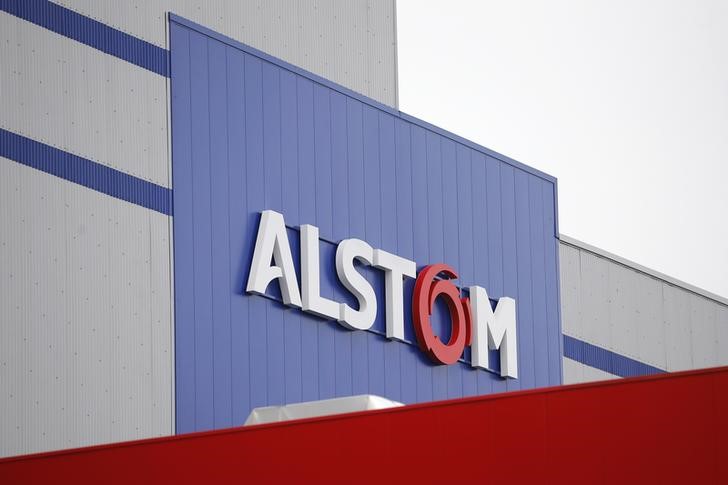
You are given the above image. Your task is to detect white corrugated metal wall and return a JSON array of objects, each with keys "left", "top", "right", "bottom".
[
  {"left": 52, "top": 0, "right": 399, "bottom": 108},
  {"left": 0, "top": 11, "right": 174, "bottom": 457},
  {"left": 0, "top": 0, "right": 398, "bottom": 458},
  {"left": 560, "top": 236, "right": 728, "bottom": 384}
]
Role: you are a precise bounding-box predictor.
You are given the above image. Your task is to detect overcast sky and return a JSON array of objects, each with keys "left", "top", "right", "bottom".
[{"left": 397, "top": 0, "right": 728, "bottom": 299}]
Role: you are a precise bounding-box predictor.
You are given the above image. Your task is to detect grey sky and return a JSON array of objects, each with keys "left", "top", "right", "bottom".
[{"left": 397, "top": 0, "right": 728, "bottom": 298}]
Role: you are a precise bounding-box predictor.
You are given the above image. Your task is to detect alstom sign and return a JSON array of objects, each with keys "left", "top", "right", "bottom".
[{"left": 246, "top": 210, "right": 518, "bottom": 378}]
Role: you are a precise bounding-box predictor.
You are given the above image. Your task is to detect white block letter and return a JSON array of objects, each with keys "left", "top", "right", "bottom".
[
  {"left": 246, "top": 210, "right": 301, "bottom": 307},
  {"left": 301, "top": 224, "right": 340, "bottom": 319},
  {"left": 336, "top": 239, "right": 377, "bottom": 330},
  {"left": 373, "top": 250, "right": 417, "bottom": 340},
  {"left": 469, "top": 286, "right": 518, "bottom": 378}
]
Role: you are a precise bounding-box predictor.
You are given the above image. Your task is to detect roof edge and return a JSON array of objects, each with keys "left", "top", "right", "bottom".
[{"left": 559, "top": 234, "right": 728, "bottom": 307}]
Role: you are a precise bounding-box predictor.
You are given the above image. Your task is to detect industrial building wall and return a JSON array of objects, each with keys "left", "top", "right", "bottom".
[
  {"left": 170, "top": 15, "right": 562, "bottom": 435},
  {"left": 0, "top": 7, "right": 174, "bottom": 459},
  {"left": 51, "top": 0, "right": 399, "bottom": 108},
  {"left": 0, "top": 0, "right": 398, "bottom": 459},
  {"left": 0, "top": 156, "right": 173, "bottom": 457},
  {"left": 560, "top": 236, "right": 728, "bottom": 384}
]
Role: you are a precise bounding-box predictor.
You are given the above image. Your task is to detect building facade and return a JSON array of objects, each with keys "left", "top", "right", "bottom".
[
  {"left": 1, "top": 0, "right": 725, "bottom": 458},
  {"left": 560, "top": 235, "right": 728, "bottom": 383}
]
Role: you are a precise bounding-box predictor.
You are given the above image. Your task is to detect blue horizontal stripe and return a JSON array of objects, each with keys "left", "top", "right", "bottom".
[
  {"left": 0, "top": 129, "right": 172, "bottom": 215},
  {"left": 563, "top": 334, "right": 665, "bottom": 378},
  {"left": 0, "top": 0, "right": 168, "bottom": 76}
]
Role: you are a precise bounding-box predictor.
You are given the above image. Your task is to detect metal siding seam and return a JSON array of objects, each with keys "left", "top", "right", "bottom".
[
  {"left": 471, "top": 152, "right": 493, "bottom": 396},
  {"left": 514, "top": 170, "right": 536, "bottom": 389},
  {"left": 391, "top": 0, "right": 400, "bottom": 109},
  {"left": 410, "top": 125, "right": 432, "bottom": 403},
  {"left": 394, "top": 118, "right": 417, "bottom": 402},
  {"left": 486, "top": 156, "right": 508, "bottom": 394},
  {"left": 169, "top": 22, "right": 195, "bottom": 434},
  {"left": 262, "top": 61, "right": 285, "bottom": 407},
  {"left": 312, "top": 83, "right": 336, "bottom": 401},
  {"left": 330, "top": 90, "right": 353, "bottom": 398},
  {"left": 500, "top": 164, "right": 520, "bottom": 390},
  {"left": 379, "top": 112, "right": 401, "bottom": 402},
  {"left": 188, "top": 31, "right": 214, "bottom": 431},
  {"left": 346, "top": 98, "right": 369, "bottom": 397},
  {"left": 225, "top": 47, "right": 251, "bottom": 424},
  {"left": 280, "top": 68, "right": 304, "bottom": 404},
  {"left": 0, "top": 0, "right": 169, "bottom": 76},
  {"left": 244, "top": 53, "right": 268, "bottom": 409},
  {"left": 543, "top": 180, "right": 563, "bottom": 385},
  {"left": 563, "top": 335, "right": 665, "bottom": 378},
  {"left": 456, "top": 145, "right": 477, "bottom": 397},
  {"left": 441, "top": 139, "right": 462, "bottom": 399},
  {"left": 363, "top": 105, "right": 385, "bottom": 397},
  {"left": 426, "top": 131, "right": 447, "bottom": 402},
  {"left": 529, "top": 176, "right": 549, "bottom": 388},
  {"left": 208, "top": 39, "right": 232, "bottom": 427},
  {"left": 0, "top": 129, "right": 172, "bottom": 216},
  {"left": 295, "top": 75, "right": 318, "bottom": 403}
]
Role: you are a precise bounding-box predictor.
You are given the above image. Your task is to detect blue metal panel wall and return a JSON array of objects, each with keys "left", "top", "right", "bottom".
[{"left": 170, "top": 16, "right": 562, "bottom": 434}]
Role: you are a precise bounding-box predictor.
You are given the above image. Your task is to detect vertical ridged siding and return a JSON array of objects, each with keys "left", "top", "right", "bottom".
[
  {"left": 562, "top": 357, "right": 618, "bottom": 384},
  {"left": 170, "top": 18, "right": 562, "bottom": 434},
  {"left": 1, "top": 0, "right": 168, "bottom": 75},
  {"left": 1, "top": 0, "right": 399, "bottom": 458},
  {"left": 52, "top": 0, "right": 399, "bottom": 108},
  {"left": 0, "top": 157, "right": 173, "bottom": 458},
  {"left": 0, "top": 11, "right": 169, "bottom": 187}
]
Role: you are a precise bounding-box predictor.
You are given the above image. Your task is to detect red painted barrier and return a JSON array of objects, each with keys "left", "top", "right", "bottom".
[{"left": 2, "top": 367, "right": 727, "bottom": 484}]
